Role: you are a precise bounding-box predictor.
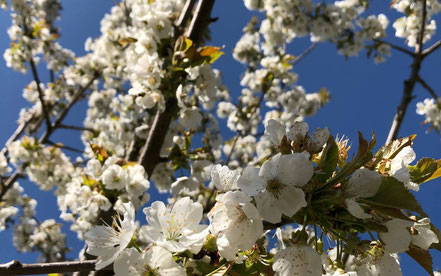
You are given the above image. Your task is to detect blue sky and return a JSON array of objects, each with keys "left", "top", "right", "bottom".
[{"left": 0, "top": 0, "right": 440, "bottom": 274}]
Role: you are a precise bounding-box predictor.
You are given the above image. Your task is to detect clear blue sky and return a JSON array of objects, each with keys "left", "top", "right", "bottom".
[{"left": 0, "top": 0, "right": 440, "bottom": 274}]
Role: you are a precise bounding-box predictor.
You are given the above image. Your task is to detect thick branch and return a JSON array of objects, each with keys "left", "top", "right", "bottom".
[
  {"left": 416, "top": 0, "right": 428, "bottom": 55},
  {"left": 0, "top": 260, "right": 101, "bottom": 275},
  {"left": 138, "top": 0, "right": 215, "bottom": 177},
  {"left": 176, "top": 0, "right": 196, "bottom": 30},
  {"left": 186, "top": 0, "right": 215, "bottom": 42},
  {"left": 138, "top": 99, "right": 178, "bottom": 177}
]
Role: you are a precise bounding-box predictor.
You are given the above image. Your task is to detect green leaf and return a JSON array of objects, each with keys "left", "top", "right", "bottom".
[
  {"left": 409, "top": 158, "right": 441, "bottom": 184},
  {"left": 317, "top": 135, "right": 339, "bottom": 182},
  {"left": 320, "top": 132, "right": 373, "bottom": 189},
  {"left": 368, "top": 204, "right": 413, "bottom": 221},
  {"left": 366, "top": 177, "right": 427, "bottom": 217},
  {"left": 182, "top": 37, "right": 193, "bottom": 53},
  {"left": 406, "top": 245, "right": 434, "bottom": 276},
  {"left": 371, "top": 135, "right": 415, "bottom": 169},
  {"left": 195, "top": 261, "right": 217, "bottom": 275}
]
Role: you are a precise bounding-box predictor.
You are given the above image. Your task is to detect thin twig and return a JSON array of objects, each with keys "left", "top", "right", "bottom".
[
  {"left": 39, "top": 73, "right": 99, "bottom": 143},
  {"left": 0, "top": 260, "right": 103, "bottom": 275},
  {"left": 375, "top": 39, "right": 415, "bottom": 57},
  {"left": 422, "top": 39, "right": 441, "bottom": 57},
  {"left": 58, "top": 124, "right": 96, "bottom": 133},
  {"left": 0, "top": 111, "right": 36, "bottom": 156},
  {"left": 0, "top": 73, "right": 99, "bottom": 202},
  {"left": 292, "top": 42, "right": 319, "bottom": 66},
  {"left": 385, "top": 0, "right": 427, "bottom": 145},
  {"left": 224, "top": 135, "right": 240, "bottom": 165},
  {"left": 46, "top": 140, "right": 84, "bottom": 154},
  {"left": 417, "top": 75, "right": 439, "bottom": 100},
  {"left": 29, "top": 57, "right": 52, "bottom": 130}
]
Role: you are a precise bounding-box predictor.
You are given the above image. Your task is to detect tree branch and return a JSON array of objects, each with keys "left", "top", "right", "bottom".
[
  {"left": 292, "top": 42, "right": 319, "bottom": 66},
  {"left": 0, "top": 73, "right": 99, "bottom": 202},
  {"left": 0, "top": 110, "right": 37, "bottom": 156},
  {"left": 186, "top": 0, "right": 215, "bottom": 42},
  {"left": 176, "top": 0, "right": 196, "bottom": 31},
  {"left": 417, "top": 75, "right": 439, "bottom": 100},
  {"left": 46, "top": 140, "right": 85, "bottom": 154},
  {"left": 375, "top": 39, "right": 415, "bottom": 57},
  {"left": 0, "top": 260, "right": 103, "bottom": 275},
  {"left": 385, "top": 0, "right": 427, "bottom": 145},
  {"left": 422, "top": 39, "right": 441, "bottom": 57},
  {"left": 138, "top": 0, "right": 216, "bottom": 177},
  {"left": 29, "top": 57, "right": 52, "bottom": 130},
  {"left": 58, "top": 124, "right": 96, "bottom": 133},
  {"left": 416, "top": 0, "right": 428, "bottom": 55},
  {"left": 39, "top": 73, "right": 99, "bottom": 143}
]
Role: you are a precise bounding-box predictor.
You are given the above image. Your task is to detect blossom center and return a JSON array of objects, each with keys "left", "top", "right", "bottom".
[
  {"left": 143, "top": 265, "right": 159, "bottom": 276},
  {"left": 266, "top": 178, "right": 285, "bottom": 199},
  {"left": 164, "top": 214, "right": 183, "bottom": 241}
]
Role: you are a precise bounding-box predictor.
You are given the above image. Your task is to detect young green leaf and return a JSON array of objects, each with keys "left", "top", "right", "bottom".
[
  {"left": 366, "top": 177, "right": 427, "bottom": 217},
  {"left": 409, "top": 158, "right": 441, "bottom": 184}
]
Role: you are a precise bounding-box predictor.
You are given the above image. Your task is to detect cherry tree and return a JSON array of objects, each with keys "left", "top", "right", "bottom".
[{"left": 0, "top": 0, "right": 441, "bottom": 275}]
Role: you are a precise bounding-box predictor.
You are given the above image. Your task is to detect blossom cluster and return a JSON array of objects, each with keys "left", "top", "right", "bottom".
[
  {"left": 0, "top": 0, "right": 440, "bottom": 274},
  {"left": 80, "top": 119, "right": 440, "bottom": 275},
  {"left": 416, "top": 98, "right": 441, "bottom": 131}
]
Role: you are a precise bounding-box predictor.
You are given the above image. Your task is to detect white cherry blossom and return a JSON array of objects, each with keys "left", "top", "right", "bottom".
[
  {"left": 411, "top": 218, "right": 439, "bottom": 249},
  {"left": 273, "top": 244, "right": 323, "bottom": 276},
  {"left": 142, "top": 197, "right": 208, "bottom": 254},
  {"left": 238, "top": 153, "right": 313, "bottom": 223},
  {"left": 344, "top": 168, "right": 382, "bottom": 219},
  {"left": 84, "top": 202, "right": 136, "bottom": 270},
  {"left": 114, "top": 247, "right": 186, "bottom": 276},
  {"left": 208, "top": 190, "right": 263, "bottom": 261},
  {"left": 379, "top": 218, "right": 413, "bottom": 253},
  {"left": 211, "top": 164, "right": 240, "bottom": 192}
]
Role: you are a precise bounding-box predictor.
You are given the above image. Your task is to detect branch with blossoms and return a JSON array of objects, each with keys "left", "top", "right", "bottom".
[
  {"left": 5, "top": 120, "right": 441, "bottom": 275},
  {"left": 1, "top": 0, "right": 441, "bottom": 275}
]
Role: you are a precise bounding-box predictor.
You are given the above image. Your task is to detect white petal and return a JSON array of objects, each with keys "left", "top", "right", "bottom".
[
  {"left": 259, "top": 153, "right": 281, "bottom": 181},
  {"left": 346, "top": 169, "right": 382, "bottom": 198},
  {"left": 356, "top": 253, "right": 402, "bottom": 276},
  {"left": 211, "top": 164, "right": 239, "bottom": 192},
  {"left": 345, "top": 198, "right": 372, "bottom": 219},
  {"left": 265, "top": 119, "right": 286, "bottom": 145},
  {"left": 237, "top": 166, "right": 266, "bottom": 196},
  {"left": 254, "top": 192, "right": 283, "bottom": 224},
  {"left": 278, "top": 153, "right": 313, "bottom": 187},
  {"left": 273, "top": 245, "right": 322, "bottom": 276},
  {"left": 287, "top": 121, "right": 308, "bottom": 142},
  {"left": 379, "top": 219, "right": 413, "bottom": 253},
  {"left": 308, "top": 128, "right": 330, "bottom": 153}
]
